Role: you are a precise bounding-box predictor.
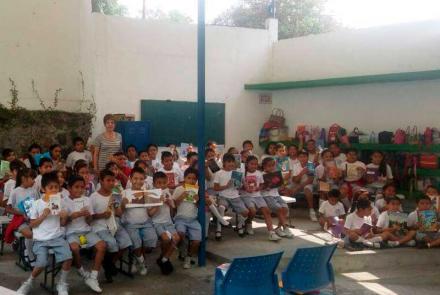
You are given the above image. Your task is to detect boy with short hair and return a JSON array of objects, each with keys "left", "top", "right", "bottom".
[
  {"left": 407, "top": 195, "right": 440, "bottom": 248},
  {"left": 214, "top": 153, "right": 249, "bottom": 237},
  {"left": 376, "top": 196, "right": 416, "bottom": 247},
  {"left": 291, "top": 151, "right": 317, "bottom": 221},
  {"left": 34, "top": 157, "right": 54, "bottom": 195},
  {"left": 17, "top": 171, "right": 72, "bottom": 295},
  {"left": 2, "top": 148, "right": 16, "bottom": 162},
  {"left": 65, "top": 175, "right": 106, "bottom": 293},
  {"left": 126, "top": 145, "right": 138, "bottom": 169},
  {"left": 318, "top": 189, "right": 346, "bottom": 229},
  {"left": 90, "top": 169, "right": 132, "bottom": 283},
  {"left": 159, "top": 151, "right": 183, "bottom": 192},
  {"left": 148, "top": 171, "right": 180, "bottom": 275},
  {"left": 344, "top": 198, "right": 392, "bottom": 248},
  {"left": 65, "top": 137, "right": 92, "bottom": 169},
  {"left": 121, "top": 167, "right": 158, "bottom": 276},
  {"left": 172, "top": 168, "right": 202, "bottom": 269}
]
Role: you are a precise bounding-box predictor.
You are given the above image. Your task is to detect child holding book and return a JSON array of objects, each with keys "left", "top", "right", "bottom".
[
  {"left": 407, "top": 195, "right": 440, "bottom": 248},
  {"left": 172, "top": 168, "right": 202, "bottom": 269},
  {"left": 340, "top": 148, "right": 366, "bottom": 201},
  {"left": 121, "top": 167, "right": 158, "bottom": 276},
  {"left": 316, "top": 149, "right": 341, "bottom": 203},
  {"left": 91, "top": 169, "right": 132, "bottom": 283},
  {"left": 344, "top": 198, "right": 393, "bottom": 248},
  {"left": 365, "top": 151, "right": 393, "bottom": 196},
  {"left": 261, "top": 157, "right": 293, "bottom": 238},
  {"left": 74, "top": 160, "right": 96, "bottom": 197},
  {"left": 148, "top": 171, "right": 180, "bottom": 275},
  {"left": 318, "top": 189, "right": 346, "bottom": 230},
  {"left": 375, "top": 184, "right": 401, "bottom": 213},
  {"left": 17, "top": 171, "right": 72, "bottom": 295},
  {"left": 159, "top": 151, "right": 184, "bottom": 192},
  {"left": 65, "top": 137, "right": 92, "bottom": 169},
  {"left": 242, "top": 156, "right": 281, "bottom": 241},
  {"left": 329, "top": 143, "right": 346, "bottom": 168},
  {"left": 376, "top": 196, "right": 416, "bottom": 247},
  {"left": 126, "top": 160, "right": 154, "bottom": 190},
  {"left": 214, "top": 153, "right": 249, "bottom": 237},
  {"left": 65, "top": 175, "right": 106, "bottom": 293}
]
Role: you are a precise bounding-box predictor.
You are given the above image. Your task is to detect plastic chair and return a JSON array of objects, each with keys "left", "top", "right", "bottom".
[
  {"left": 281, "top": 244, "right": 337, "bottom": 294},
  {"left": 215, "top": 251, "right": 283, "bottom": 295}
]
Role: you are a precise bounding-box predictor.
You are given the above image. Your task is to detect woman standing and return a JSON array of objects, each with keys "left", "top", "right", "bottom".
[{"left": 92, "top": 114, "right": 122, "bottom": 173}]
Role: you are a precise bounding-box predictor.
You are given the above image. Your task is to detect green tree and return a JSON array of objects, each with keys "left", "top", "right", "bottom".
[
  {"left": 213, "top": 0, "right": 339, "bottom": 39},
  {"left": 145, "top": 9, "right": 193, "bottom": 24},
  {"left": 91, "top": 0, "right": 127, "bottom": 16}
]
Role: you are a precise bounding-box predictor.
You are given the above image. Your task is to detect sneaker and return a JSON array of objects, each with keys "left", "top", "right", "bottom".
[
  {"left": 282, "top": 227, "right": 294, "bottom": 239},
  {"left": 362, "top": 240, "right": 373, "bottom": 248},
  {"left": 56, "top": 282, "right": 69, "bottom": 295},
  {"left": 405, "top": 240, "right": 416, "bottom": 247},
  {"left": 275, "top": 227, "right": 287, "bottom": 237},
  {"left": 387, "top": 241, "right": 400, "bottom": 248},
  {"left": 84, "top": 277, "right": 102, "bottom": 293},
  {"left": 237, "top": 227, "right": 245, "bottom": 237},
  {"left": 130, "top": 263, "right": 138, "bottom": 274},
  {"left": 268, "top": 231, "right": 282, "bottom": 241},
  {"left": 309, "top": 210, "right": 318, "bottom": 222},
  {"left": 245, "top": 223, "right": 254, "bottom": 235},
  {"left": 138, "top": 263, "right": 148, "bottom": 276},
  {"left": 218, "top": 217, "right": 230, "bottom": 226},
  {"left": 183, "top": 256, "right": 192, "bottom": 269},
  {"left": 17, "top": 279, "right": 33, "bottom": 295},
  {"left": 77, "top": 268, "right": 90, "bottom": 280}
]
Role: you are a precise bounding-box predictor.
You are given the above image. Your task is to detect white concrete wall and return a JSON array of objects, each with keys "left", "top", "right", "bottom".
[
  {"left": 92, "top": 15, "right": 273, "bottom": 147},
  {"left": 272, "top": 20, "right": 440, "bottom": 81},
  {"left": 269, "top": 20, "right": 440, "bottom": 134}
]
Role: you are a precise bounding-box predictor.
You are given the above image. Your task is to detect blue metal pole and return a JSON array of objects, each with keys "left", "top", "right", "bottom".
[{"left": 197, "top": 0, "right": 206, "bottom": 267}]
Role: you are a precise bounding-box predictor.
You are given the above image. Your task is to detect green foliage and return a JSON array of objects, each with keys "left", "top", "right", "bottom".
[
  {"left": 213, "top": 0, "right": 339, "bottom": 39},
  {"left": 145, "top": 9, "right": 193, "bottom": 24},
  {"left": 8, "top": 78, "right": 19, "bottom": 111},
  {"left": 91, "top": 0, "right": 127, "bottom": 16}
]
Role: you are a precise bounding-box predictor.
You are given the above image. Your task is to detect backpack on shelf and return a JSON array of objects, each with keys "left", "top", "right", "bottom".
[
  {"left": 393, "top": 128, "right": 407, "bottom": 144},
  {"left": 408, "top": 126, "right": 419, "bottom": 145},
  {"left": 432, "top": 128, "right": 440, "bottom": 145},
  {"left": 419, "top": 154, "right": 438, "bottom": 169},
  {"left": 378, "top": 131, "right": 393, "bottom": 144}
]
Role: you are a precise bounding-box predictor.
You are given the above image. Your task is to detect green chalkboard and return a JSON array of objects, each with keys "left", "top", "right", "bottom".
[{"left": 140, "top": 100, "right": 225, "bottom": 146}]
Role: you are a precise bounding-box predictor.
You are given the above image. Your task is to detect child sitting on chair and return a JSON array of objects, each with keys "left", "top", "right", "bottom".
[
  {"left": 17, "top": 171, "right": 72, "bottom": 295},
  {"left": 65, "top": 175, "right": 106, "bottom": 293}
]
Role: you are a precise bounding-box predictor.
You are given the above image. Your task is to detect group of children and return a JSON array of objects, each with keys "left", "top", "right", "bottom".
[{"left": 1, "top": 137, "right": 440, "bottom": 294}]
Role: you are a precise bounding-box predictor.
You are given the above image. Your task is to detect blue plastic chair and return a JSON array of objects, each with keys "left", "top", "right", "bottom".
[
  {"left": 281, "top": 244, "right": 337, "bottom": 294},
  {"left": 215, "top": 251, "right": 283, "bottom": 295}
]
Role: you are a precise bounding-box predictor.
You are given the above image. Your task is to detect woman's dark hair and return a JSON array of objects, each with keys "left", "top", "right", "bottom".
[
  {"left": 264, "top": 142, "right": 276, "bottom": 155},
  {"left": 16, "top": 168, "right": 36, "bottom": 188}
]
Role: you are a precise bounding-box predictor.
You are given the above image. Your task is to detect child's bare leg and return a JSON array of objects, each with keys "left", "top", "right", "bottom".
[
  {"left": 427, "top": 236, "right": 440, "bottom": 248},
  {"left": 247, "top": 208, "right": 256, "bottom": 222},
  {"left": 304, "top": 188, "right": 314, "bottom": 210},
  {"left": 20, "top": 228, "right": 33, "bottom": 239},
  {"left": 189, "top": 240, "right": 200, "bottom": 257},
  {"left": 93, "top": 241, "right": 106, "bottom": 271},
  {"left": 319, "top": 216, "right": 326, "bottom": 228},
  {"left": 277, "top": 208, "right": 287, "bottom": 227},
  {"left": 261, "top": 207, "right": 273, "bottom": 231},
  {"left": 69, "top": 243, "right": 82, "bottom": 269},
  {"left": 133, "top": 247, "right": 143, "bottom": 258},
  {"left": 164, "top": 233, "right": 180, "bottom": 259}
]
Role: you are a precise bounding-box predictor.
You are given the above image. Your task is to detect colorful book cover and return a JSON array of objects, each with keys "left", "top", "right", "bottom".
[
  {"left": 180, "top": 143, "right": 189, "bottom": 158},
  {"left": 388, "top": 212, "right": 408, "bottom": 235},
  {"left": 0, "top": 160, "right": 10, "bottom": 178},
  {"left": 276, "top": 156, "right": 290, "bottom": 172},
  {"left": 329, "top": 217, "right": 344, "bottom": 238},
  {"left": 231, "top": 171, "right": 243, "bottom": 189},
  {"left": 17, "top": 197, "right": 34, "bottom": 217},
  {"left": 73, "top": 199, "right": 85, "bottom": 212},
  {"left": 346, "top": 163, "right": 360, "bottom": 179},
  {"left": 263, "top": 171, "right": 283, "bottom": 188},
  {"left": 207, "top": 159, "right": 221, "bottom": 173},
  {"left": 418, "top": 210, "right": 438, "bottom": 232},
  {"left": 126, "top": 189, "right": 163, "bottom": 208},
  {"left": 319, "top": 181, "right": 331, "bottom": 192},
  {"left": 366, "top": 167, "right": 380, "bottom": 181},
  {"left": 233, "top": 154, "right": 241, "bottom": 168},
  {"left": 359, "top": 223, "right": 372, "bottom": 236},
  {"left": 48, "top": 194, "right": 62, "bottom": 215},
  {"left": 245, "top": 175, "right": 258, "bottom": 191},
  {"left": 165, "top": 172, "right": 176, "bottom": 188},
  {"left": 184, "top": 184, "right": 199, "bottom": 203},
  {"left": 306, "top": 161, "right": 315, "bottom": 176}
]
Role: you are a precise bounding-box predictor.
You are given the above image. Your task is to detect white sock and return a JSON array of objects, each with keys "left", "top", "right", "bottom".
[
  {"left": 161, "top": 257, "right": 168, "bottom": 263},
  {"left": 59, "top": 270, "right": 69, "bottom": 284},
  {"left": 136, "top": 255, "right": 144, "bottom": 264},
  {"left": 90, "top": 270, "right": 98, "bottom": 279},
  {"left": 210, "top": 204, "right": 229, "bottom": 225},
  {"left": 237, "top": 215, "right": 246, "bottom": 228},
  {"left": 25, "top": 239, "right": 35, "bottom": 261},
  {"left": 216, "top": 206, "right": 226, "bottom": 231}
]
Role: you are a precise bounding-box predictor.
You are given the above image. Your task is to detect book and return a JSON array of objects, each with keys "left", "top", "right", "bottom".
[
  {"left": 328, "top": 217, "right": 344, "bottom": 238},
  {"left": 366, "top": 167, "right": 380, "bottom": 181},
  {"left": 263, "top": 171, "right": 283, "bottom": 189},
  {"left": 165, "top": 172, "right": 176, "bottom": 188},
  {"left": 180, "top": 143, "right": 190, "bottom": 158},
  {"left": 319, "top": 181, "right": 331, "bottom": 192},
  {"left": 0, "top": 160, "right": 10, "bottom": 178},
  {"left": 233, "top": 154, "right": 241, "bottom": 168},
  {"left": 359, "top": 223, "right": 372, "bottom": 236},
  {"left": 346, "top": 163, "right": 360, "bottom": 180},
  {"left": 306, "top": 161, "right": 315, "bottom": 176},
  {"left": 73, "top": 199, "right": 85, "bottom": 212},
  {"left": 48, "top": 194, "right": 62, "bottom": 215},
  {"left": 17, "top": 197, "right": 34, "bottom": 217},
  {"left": 388, "top": 212, "right": 408, "bottom": 235},
  {"left": 276, "top": 156, "right": 290, "bottom": 172},
  {"left": 184, "top": 184, "right": 199, "bottom": 203},
  {"left": 207, "top": 159, "right": 221, "bottom": 173},
  {"left": 125, "top": 189, "right": 163, "bottom": 208},
  {"left": 418, "top": 210, "right": 438, "bottom": 232},
  {"left": 231, "top": 171, "right": 243, "bottom": 189}
]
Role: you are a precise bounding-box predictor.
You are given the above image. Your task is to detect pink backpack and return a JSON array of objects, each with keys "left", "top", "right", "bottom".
[{"left": 393, "top": 128, "right": 406, "bottom": 144}]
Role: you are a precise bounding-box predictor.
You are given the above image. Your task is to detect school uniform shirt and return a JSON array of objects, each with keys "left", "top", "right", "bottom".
[
  {"left": 213, "top": 170, "right": 240, "bottom": 199},
  {"left": 407, "top": 211, "right": 419, "bottom": 228},
  {"left": 29, "top": 199, "right": 64, "bottom": 241},
  {"left": 7, "top": 187, "right": 39, "bottom": 211},
  {"left": 122, "top": 189, "right": 150, "bottom": 225},
  {"left": 334, "top": 153, "right": 347, "bottom": 168},
  {"left": 90, "top": 191, "right": 112, "bottom": 232},
  {"left": 159, "top": 166, "right": 184, "bottom": 188},
  {"left": 288, "top": 158, "right": 299, "bottom": 171},
  {"left": 61, "top": 188, "right": 70, "bottom": 200},
  {"left": 344, "top": 212, "right": 372, "bottom": 230},
  {"left": 151, "top": 189, "right": 173, "bottom": 224},
  {"left": 341, "top": 161, "right": 366, "bottom": 182},
  {"left": 125, "top": 177, "right": 153, "bottom": 190},
  {"left": 241, "top": 171, "right": 264, "bottom": 198},
  {"left": 64, "top": 196, "right": 94, "bottom": 235},
  {"left": 65, "top": 150, "right": 93, "bottom": 168},
  {"left": 318, "top": 201, "right": 345, "bottom": 218},
  {"left": 377, "top": 211, "right": 394, "bottom": 229},
  {"left": 3, "top": 179, "right": 16, "bottom": 201},
  {"left": 172, "top": 185, "right": 198, "bottom": 219}
]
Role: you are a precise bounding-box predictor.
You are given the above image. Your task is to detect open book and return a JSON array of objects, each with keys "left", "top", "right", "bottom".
[
  {"left": 184, "top": 184, "right": 198, "bottom": 203},
  {"left": 207, "top": 159, "right": 221, "bottom": 173},
  {"left": 125, "top": 189, "right": 164, "bottom": 208},
  {"left": 359, "top": 223, "right": 372, "bottom": 236},
  {"left": 418, "top": 210, "right": 438, "bottom": 232},
  {"left": 0, "top": 160, "right": 10, "bottom": 178}
]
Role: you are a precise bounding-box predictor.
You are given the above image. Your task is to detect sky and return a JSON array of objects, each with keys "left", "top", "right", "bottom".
[{"left": 119, "top": 0, "right": 440, "bottom": 28}]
